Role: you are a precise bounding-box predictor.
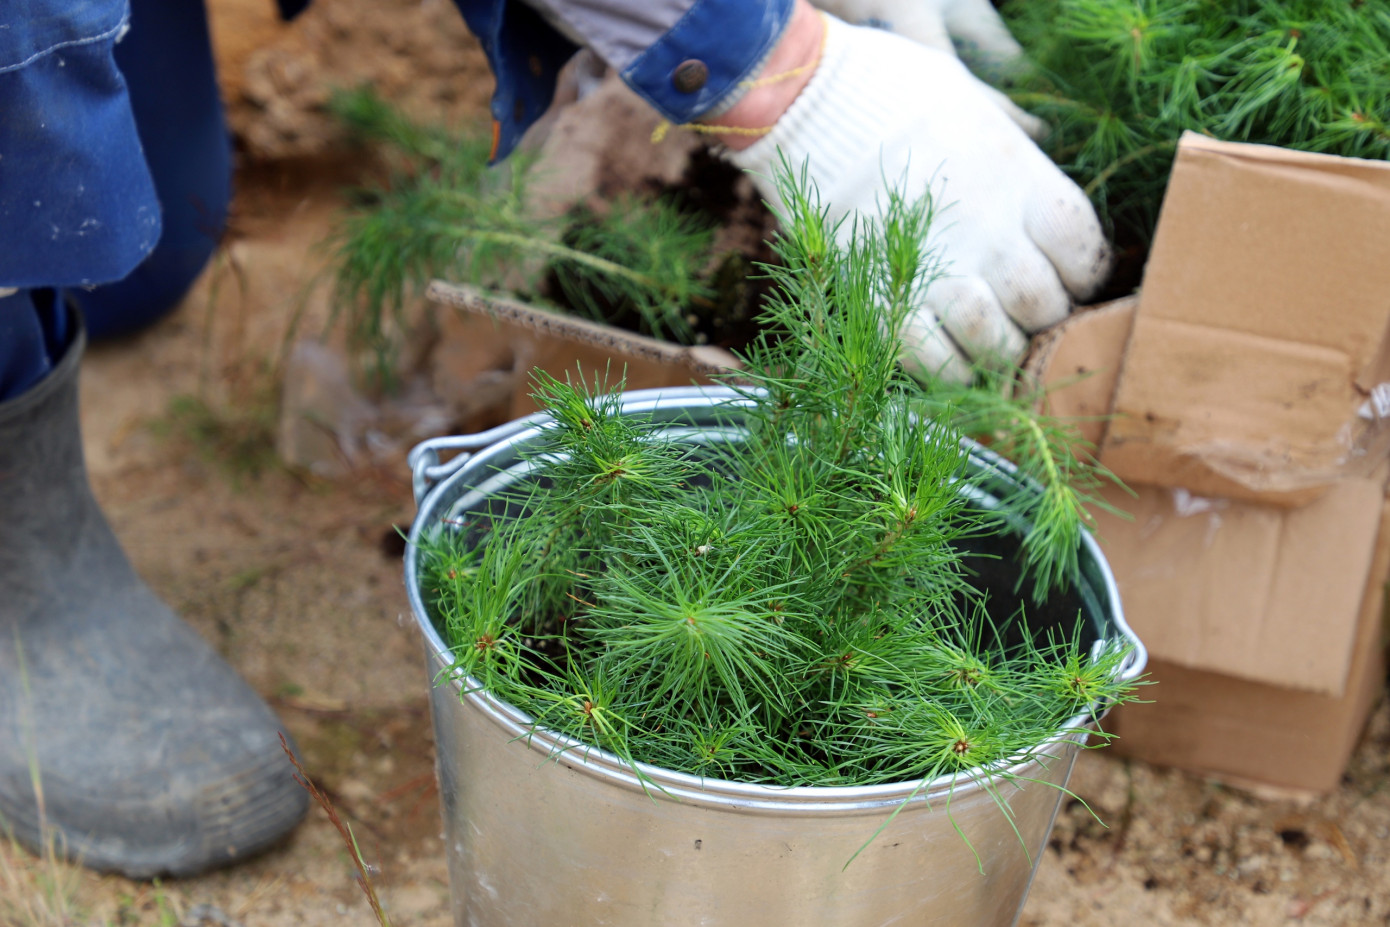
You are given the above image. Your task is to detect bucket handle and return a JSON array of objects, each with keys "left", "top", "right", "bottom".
[
  {"left": 408, "top": 415, "right": 546, "bottom": 507},
  {"left": 405, "top": 387, "right": 748, "bottom": 507}
]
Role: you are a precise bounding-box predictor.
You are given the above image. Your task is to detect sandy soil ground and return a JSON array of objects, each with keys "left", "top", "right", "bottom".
[{"left": 5, "top": 1, "right": 1389, "bottom": 925}]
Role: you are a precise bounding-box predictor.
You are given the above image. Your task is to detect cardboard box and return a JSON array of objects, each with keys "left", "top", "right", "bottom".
[
  {"left": 1024, "top": 136, "right": 1390, "bottom": 792},
  {"left": 1097, "top": 133, "right": 1390, "bottom": 507},
  {"left": 426, "top": 281, "right": 740, "bottom": 424},
  {"left": 1032, "top": 302, "right": 1390, "bottom": 793}
]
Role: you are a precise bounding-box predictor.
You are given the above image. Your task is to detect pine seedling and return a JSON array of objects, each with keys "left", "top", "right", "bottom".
[
  {"left": 327, "top": 88, "right": 719, "bottom": 385},
  {"left": 1003, "top": 0, "right": 1390, "bottom": 246},
  {"left": 915, "top": 369, "right": 1130, "bottom": 600},
  {"left": 417, "top": 162, "right": 1141, "bottom": 825},
  {"left": 583, "top": 531, "right": 803, "bottom": 719},
  {"left": 550, "top": 195, "right": 718, "bottom": 342},
  {"left": 419, "top": 519, "right": 536, "bottom": 689}
]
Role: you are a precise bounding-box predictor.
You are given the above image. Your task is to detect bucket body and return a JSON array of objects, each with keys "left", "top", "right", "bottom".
[{"left": 405, "top": 387, "right": 1146, "bottom": 927}]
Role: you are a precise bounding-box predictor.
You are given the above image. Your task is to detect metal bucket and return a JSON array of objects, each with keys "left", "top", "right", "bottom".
[{"left": 405, "top": 386, "right": 1146, "bottom": 927}]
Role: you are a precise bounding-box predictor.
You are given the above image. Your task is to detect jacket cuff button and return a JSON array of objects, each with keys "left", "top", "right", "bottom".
[{"left": 672, "top": 59, "right": 710, "bottom": 93}]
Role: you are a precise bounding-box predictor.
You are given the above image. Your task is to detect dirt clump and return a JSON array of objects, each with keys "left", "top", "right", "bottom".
[{"left": 212, "top": 0, "right": 495, "bottom": 160}]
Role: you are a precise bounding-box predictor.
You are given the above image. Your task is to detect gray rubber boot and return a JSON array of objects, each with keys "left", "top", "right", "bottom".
[{"left": 0, "top": 319, "right": 309, "bottom": 877}]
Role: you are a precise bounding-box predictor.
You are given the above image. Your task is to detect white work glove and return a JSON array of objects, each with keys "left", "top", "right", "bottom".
[
  {"left": 811, "top": 0, "right": 1023, "bottom": 69},
  {"left": 810, "top": 0, "right": 1044, "bottom": 138},
  {"left": 727, "top": 14, "right": 1109, "bottom": 381}
]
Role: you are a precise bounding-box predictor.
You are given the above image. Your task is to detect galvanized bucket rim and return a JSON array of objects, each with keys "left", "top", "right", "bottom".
[{"left": 405, "top": 385, "right": 1147, "bottom": 812}]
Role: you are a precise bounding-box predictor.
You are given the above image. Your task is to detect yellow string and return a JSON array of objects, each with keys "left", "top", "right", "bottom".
[
  {"left": 652, "top": 12, "right": 828, "bottom": 145},
  {"left": 652, "top": 121, "right": 773, "bottom": 143}
]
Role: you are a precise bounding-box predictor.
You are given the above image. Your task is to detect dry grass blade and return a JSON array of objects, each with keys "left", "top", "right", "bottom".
[
  {"left": 1, "top": 629, "right": 84, "bottom": 926},
  {"left": 0, "top": 829, "right": 83, "bottom": 927},
  {"left": 279, "top": 733, "right": 392, "bottom": 927}
]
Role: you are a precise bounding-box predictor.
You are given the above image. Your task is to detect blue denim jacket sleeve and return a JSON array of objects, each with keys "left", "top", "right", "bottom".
[
  {"left": 620, "top": 0, "right": 793, "bottom": 124},
  {"left": 449, "top": 1, "right": 580, "bottom": 162},
  {"left": 451, "top": 0, "right": 792, "bottom": 162},
  {"left": 0, "top": 1, "right": 161, "bottom": 288}
]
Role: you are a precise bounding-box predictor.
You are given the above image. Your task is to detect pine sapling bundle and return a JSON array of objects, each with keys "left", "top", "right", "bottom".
[
  {"left": 415, "top": 165, "right": 1142, "bottom": 807},
  {"left": 1004, "top": 0, "right": 1390, "bottom": 248}
]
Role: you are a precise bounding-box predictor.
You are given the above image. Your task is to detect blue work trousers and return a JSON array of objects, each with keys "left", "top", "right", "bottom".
[{"left": 0, "top": 0, "right": 230, "bottom": 399}]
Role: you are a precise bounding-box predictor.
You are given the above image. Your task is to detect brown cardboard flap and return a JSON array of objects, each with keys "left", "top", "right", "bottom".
[
  {"left": 428, "top": 281, "right": 741, "bottom": 379},
  {"left": 1136, "top": 134, "right": 1390, "bottom": 369},
  {"left": 1024, "top": 297, "right": 1137, "bottom": 450},
  {"left": 1102, "top": 317, "right": 1357, "bottom": 500},
  {"left": 1099, "top": 133, "right": 1390, "bottom": 504},
  {"left": 1089, "top": 473, "right": 1386, "bottom": 695},
  {"left": 428, "top": 282, "right": 742, "bottom": 422}
]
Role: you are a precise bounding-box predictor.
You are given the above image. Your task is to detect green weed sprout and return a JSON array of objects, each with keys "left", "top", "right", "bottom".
[
  {"left": 414, "top": 162, "right": 1141, "bottom": 812},
  {"left": 1003, "top": 0, "right": 1390, "bottom": 244}
]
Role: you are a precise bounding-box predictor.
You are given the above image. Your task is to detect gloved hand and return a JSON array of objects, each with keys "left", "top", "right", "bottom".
[
  {"left": 809, "top": 0, "right": 1045, "bottom": 139},
  {"left": 725, "top": 13, "right": 1109, "bottom": 381},
  {"left": 810, "top": 0, "right": 1023, "bottom": 71}
]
